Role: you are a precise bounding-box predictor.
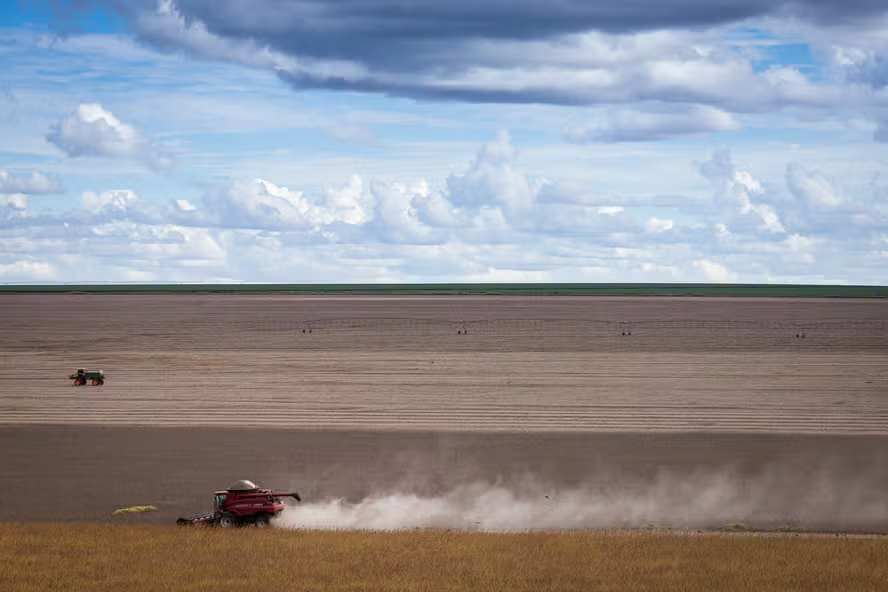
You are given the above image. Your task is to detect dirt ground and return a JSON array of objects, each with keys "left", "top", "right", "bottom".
[
  {"left": 2, "top": 427, "right": 887, "bottom": 531},
  {"left": 0, "top": 294, "right": 886, "bottom": 527}
]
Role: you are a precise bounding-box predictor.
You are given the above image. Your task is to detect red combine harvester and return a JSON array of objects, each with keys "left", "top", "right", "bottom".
[{"left": 177, "top": 480, "right": 302, "bottom": 528}]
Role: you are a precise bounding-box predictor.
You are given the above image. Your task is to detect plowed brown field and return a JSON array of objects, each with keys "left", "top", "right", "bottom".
[
  {"left": 0, "top": 294, "right": 886, "bottom": 527},
  {"left": 1, "top": 294, "right": 886, "bottom": 432}
]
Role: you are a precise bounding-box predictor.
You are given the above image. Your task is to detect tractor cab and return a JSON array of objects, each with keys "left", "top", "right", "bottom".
[{"left": 214, "top": 480, "right": 259, "bottom": 512}]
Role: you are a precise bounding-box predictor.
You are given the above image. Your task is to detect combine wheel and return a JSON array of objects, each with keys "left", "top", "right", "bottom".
[
  {"left": 254, "top": 515, "right": 271, "bottom": 528},
  {"left": 218, "top": 512, "right": 238, "bottom": 528}
]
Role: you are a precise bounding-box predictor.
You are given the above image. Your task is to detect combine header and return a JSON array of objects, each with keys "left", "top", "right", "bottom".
[{"left": 177, "top": 480, "right": 301, "bottom": 528}]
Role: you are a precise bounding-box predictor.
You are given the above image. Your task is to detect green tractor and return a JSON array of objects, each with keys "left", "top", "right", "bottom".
[{"left": 70, "top": 368, "right": 105, "bottom": 386}]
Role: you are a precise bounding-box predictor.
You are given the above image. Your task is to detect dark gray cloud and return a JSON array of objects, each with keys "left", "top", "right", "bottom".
[
  {"left": 38, "top": 0, "right": 875, "bottom": 110},
  {"left": 842, "top": 52, "right": 888, "bottom": 89},
  {"left": 167, "top": 1, "right": 888, "bottom": 47},
  {"left": 51, "top": 0, "right": 888, "bottom": 47},
  {"left": 141, "top": 0, "right": 888, "bottom": 75},
  {"left": 130, "top": 6, "right": 827, "bottom": 112}
]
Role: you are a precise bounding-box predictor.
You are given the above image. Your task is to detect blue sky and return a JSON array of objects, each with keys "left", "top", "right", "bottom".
[{"left": 1, "top": 0, "right": 886, "bottom": 284}]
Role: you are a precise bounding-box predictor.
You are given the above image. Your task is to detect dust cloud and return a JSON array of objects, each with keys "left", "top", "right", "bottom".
[{"left": 276, "top": 467, "right": 888, "bottom": 532}]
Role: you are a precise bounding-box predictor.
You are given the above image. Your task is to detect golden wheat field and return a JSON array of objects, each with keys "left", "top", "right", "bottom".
[
  {"left": 1, "top": 524, "right": 887, "bottom": 592},
  {"left": 0, "top": 524, "right": 888, "bottom": 592}
]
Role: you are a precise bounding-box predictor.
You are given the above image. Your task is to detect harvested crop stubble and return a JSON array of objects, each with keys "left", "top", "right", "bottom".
[{"left": 1, "top": 524, "right": 887, "bottom": 592}]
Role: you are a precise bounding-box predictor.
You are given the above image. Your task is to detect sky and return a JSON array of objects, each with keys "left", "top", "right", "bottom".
[{"left": 0, "top": 0, "right": 887, "bottom": 284}]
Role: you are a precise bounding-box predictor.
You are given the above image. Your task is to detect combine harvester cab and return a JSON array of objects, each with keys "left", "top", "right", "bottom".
[
  {"left": 69, "top": 368, "right": 104, "bottom": 386},
  {"left": 177, "top": 480, "right": 302, "bottom": 528}
]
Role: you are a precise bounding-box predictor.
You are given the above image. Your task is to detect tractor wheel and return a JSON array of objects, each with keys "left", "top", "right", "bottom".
[
  {"left": 91, "top": 379, "right": 99, "bottom": 386},
  {"left": 74, "top": 378, "right": 83, "bottom": 386},
  {"left": 218, "top": 512, "right": 238, "bottom": 528},
  {"left": 254, "top": 514, "right": 271, "bottom": 528}
]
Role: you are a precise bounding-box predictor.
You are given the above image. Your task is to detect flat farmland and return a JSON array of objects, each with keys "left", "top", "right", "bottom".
[
  {"left": 2, "top": 350, "right": 887, "bottom": 433},
  {"left": 1, "top": 293, "right": 887, "bottom": 529},
  {"left": 1, "top": 294, "right": 886, "bottom": 432}
]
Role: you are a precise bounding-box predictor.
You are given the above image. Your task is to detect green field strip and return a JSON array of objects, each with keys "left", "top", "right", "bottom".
[{"left": 1, "top": 283, "right": 887, "bottom": 297}]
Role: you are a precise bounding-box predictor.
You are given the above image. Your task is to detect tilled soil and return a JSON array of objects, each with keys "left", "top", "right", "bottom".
[
  {"left": 0, "top": 294, "right": 886, "bottom": 526},
  {"left": 1, "top": 294, "right": 885, "bottom": 432}
]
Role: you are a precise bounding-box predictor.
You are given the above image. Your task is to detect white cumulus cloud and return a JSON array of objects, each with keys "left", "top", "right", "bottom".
[
  {"left": 646, "top": 217, "right": 674, "bottom": 233},
  {"left": 564, "top": 105, "right": 740, "bottom": 143},
  {"left": 0, "top": 259, "right": 57, "bottom": 281},
  {"left": 0, "top": 169, "right": 63, "bottom": 194},
  {"left": 446, "top": 130, "right": 538, "bottom": 217},
  {"left": 83, "top": 189, "right": 140, "bottom": 213},
  {"left": 699, "top": 150, "right": 785, "bottom": 234},
  {"left": 47, "top": 103, "right": 173, "bottom": 171},
  {"left": 693, "top": 258, "right": 736, "bottom": 282},
  {"left": 786, "top": 163, "right": 846, "bottom": 208},
  {"left": 1, "top": 131, "right": 886, "bottom": 285}
]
